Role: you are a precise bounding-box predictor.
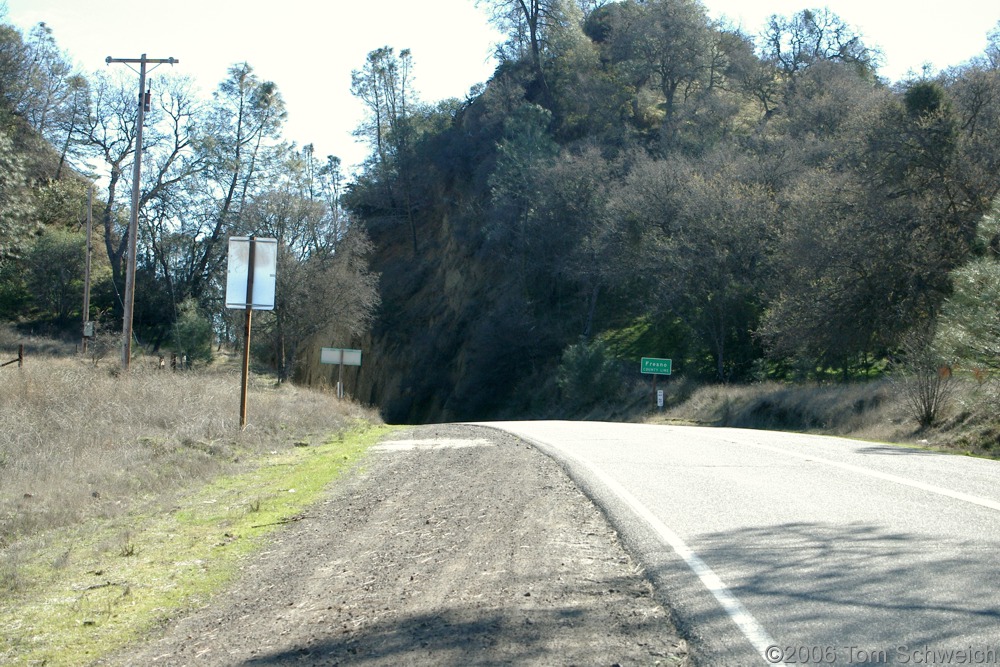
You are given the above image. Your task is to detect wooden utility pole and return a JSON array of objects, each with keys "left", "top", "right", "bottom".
[
  {"left": 105, "top": 54, "right": 178, "bottom": 371},
  {"left": 82, "top": 186, "right": 93, "bottom": 354}
]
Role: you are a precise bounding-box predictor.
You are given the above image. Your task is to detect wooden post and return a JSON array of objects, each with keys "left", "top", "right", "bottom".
[
  {"left": 119, "top": 56, "right": 147, "bottom": 372},
  {"left": 82, "top": 186, "right": 93, "bottom": 354},
  {"left": 338, "top": 348, "right": 345, "bottom": 399},
  {"left": 106, "top": 54, "right": 178, "bottom": 371},
  {"left": 18, "top": 344, "right": 23, "bottom": 368},
  {"left": 239, "top": 237, "right": 256, "bottom": 430}
]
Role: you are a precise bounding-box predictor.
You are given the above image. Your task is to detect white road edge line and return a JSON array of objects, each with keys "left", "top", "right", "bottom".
[
  {"left": 739, "top": 441, "right": 1000, "bottom": 513},
  {"left": 575, "top": 457, "right": 784, "bottom": 667}
]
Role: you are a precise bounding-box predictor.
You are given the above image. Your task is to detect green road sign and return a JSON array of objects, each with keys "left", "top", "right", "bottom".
[{"left": 641, "top": 357, "right": 672, "bottom": 375}]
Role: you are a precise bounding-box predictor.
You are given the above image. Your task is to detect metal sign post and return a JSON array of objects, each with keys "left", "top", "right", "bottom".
[
  {"left": 640, "top": 357, "right": 672, "bottom": 410},
  {"left": 337, "top": 349, "right": 344, "bottom": 398},
  {"left": 320, "top": 347, "right": 363, "bottom": 398},
  {"left": 226, "top": 236, "right": 277, "bottom": 429}
]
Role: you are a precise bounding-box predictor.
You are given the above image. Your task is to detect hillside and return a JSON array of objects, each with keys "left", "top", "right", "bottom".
[{"left": 345, "top": 1, "right": 1000, "bottom": 424}]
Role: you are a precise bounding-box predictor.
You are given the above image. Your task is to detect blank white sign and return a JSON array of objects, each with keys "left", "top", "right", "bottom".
[
  {"left": 226, "top": 237, "right": 277, "bottom": 310},
  {"left": 320, "top": 348, "right": 362, "bottom": 366}
]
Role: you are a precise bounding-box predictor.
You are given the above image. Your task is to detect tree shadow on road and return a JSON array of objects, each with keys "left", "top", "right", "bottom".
[
  {"left": 240, "top": 572, "right": 684, "bottom": 666},
  {"left": 683, "top": 521, "right": 1000, "bottom": 665}
]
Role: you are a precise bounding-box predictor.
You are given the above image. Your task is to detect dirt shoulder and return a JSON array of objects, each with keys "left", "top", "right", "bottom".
[{"left": 101, "top": 423, "right": 688, "bottom": 666}]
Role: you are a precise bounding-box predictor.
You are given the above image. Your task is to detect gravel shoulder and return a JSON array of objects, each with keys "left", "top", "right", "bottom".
[{"left": 103, "top": 424, "right": 688, "bottom": 666}]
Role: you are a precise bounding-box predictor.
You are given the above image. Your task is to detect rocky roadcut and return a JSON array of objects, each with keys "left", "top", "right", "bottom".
[{"left": 105, "top": 424, "right": 688, "bottom": 666}]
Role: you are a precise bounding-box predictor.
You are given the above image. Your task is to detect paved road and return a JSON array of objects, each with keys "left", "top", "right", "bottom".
[{"left": 480, "top": 421, "right": 1000, "bottom": 666}]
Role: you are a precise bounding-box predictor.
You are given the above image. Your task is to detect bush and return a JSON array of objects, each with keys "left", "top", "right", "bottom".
[
  {"left": 891, "top": 326, "right": 957, "bottom": 428},
  {"left": 556, "top": 339, "right": 623, "bottom": 410},
  {"left": 171, "top": 299, "right": 214, "bottom": 365}
]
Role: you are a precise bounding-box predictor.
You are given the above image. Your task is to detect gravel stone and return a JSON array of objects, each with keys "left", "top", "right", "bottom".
[{"left": 104, "top": 424, "right": 689, "bottom": 666}]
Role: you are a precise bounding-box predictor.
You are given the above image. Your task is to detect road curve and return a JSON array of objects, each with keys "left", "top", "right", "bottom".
[{"left": 477, "top": 421, "right": 1000, "bottom": 667}]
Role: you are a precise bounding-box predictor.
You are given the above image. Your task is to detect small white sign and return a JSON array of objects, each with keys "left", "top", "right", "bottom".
[
  {"left": 226, "top": 237, "right": 277, "bottom": 310},
  {"left": 657, "top": 389, "right": 664, "bottom": 408},
  {"left": 321, "top": 347, "right": 362, "bottom": 366}
]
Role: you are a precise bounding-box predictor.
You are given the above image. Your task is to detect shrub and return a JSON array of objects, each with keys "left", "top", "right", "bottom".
[
  {"left": 556, "top": 339, "right": 623, "bottom": 410},
  {"left": 891, "top": 326, "right": 957, "bottom": 428},
  {"left": 171, "top": 299, "right": 214, "bottom": 365}
]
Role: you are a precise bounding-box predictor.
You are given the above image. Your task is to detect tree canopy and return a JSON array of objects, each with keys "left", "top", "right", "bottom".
[
  {"left": 0, "top": 17, "right": 378, "bottom": 381},
  {"left": 345, "top": 2, "right": 1000, "bottom": 420}
]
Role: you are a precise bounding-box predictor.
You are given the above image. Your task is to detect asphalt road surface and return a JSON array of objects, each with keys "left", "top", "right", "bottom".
[{"left": 480, "top": 421, "right": 1000, "bottom": 667}]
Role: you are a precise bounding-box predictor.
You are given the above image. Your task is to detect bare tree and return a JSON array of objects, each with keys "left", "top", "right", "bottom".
[
  {"left": 762, "top": 8, "right": 881, "bottom": 78},
  {"left": 351, "top": 47, "right": 414, "bottom": 173},
  {"left": 83, "top": 71, "right": 138, "bottom": 295},
  {"left": 54, "top": 74, "right": 89, "bottom": 178},
  {"left": 16, "top": 23, "right": 73, "bottom": 138},
  {"left": 477, "top": 0, "right": 570, "bottom": 100},
  {"left": 142, "top": 63, "right": 287, "bottom": 312},
  {"left": 84, "top": 72, "right": 206, "bottom": 307}
]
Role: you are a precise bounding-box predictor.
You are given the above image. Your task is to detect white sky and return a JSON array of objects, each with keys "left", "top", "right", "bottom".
[
  {"left": 704, "top": 1, "right": 1000, "bottom": 81},
  {"left": 4, "top": 0, "right": 999, "bottom": 174}
]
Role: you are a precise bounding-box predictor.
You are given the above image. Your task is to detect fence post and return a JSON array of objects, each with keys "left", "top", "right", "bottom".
[{"left": 2, "top": 344, "right": 25, "bottom": 369}]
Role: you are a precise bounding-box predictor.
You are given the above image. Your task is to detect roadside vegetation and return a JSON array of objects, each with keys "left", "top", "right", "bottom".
[
  {"left": 491, "top": 331, "right": 1000, "bottom": 457},
  {"left": 654, "top": 378, "right": 1000, "bottom": 458},
  {"left": 532, "top": 262, "right": 1000, "bottom": 460},
  {"left": 0, "top": 333, "right": 386, "bottom": 666},
  {"left": 546, "top": 366, "right": 1000, "bottom": 460}
]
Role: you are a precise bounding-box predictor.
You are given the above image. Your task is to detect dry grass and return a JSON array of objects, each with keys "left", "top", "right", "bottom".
[
  {"left": 0, "top": 414, "right": 391, "bottom": 666},
  {"left": 650, "top": 378, "right": 1000, "bottom": 457},
  {"left": 660, "top": 380, "right": 898, "bottom": 433},
  {"left": 0, "top": 332, "right": 379, "bottom": 553}
]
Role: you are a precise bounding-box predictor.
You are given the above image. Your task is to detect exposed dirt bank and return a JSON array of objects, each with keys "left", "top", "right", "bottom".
[{"left": 102, "top": 424, "right": 688, "bottom": 666}]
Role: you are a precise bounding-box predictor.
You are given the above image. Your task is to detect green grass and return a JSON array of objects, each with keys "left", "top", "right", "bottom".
[
  {"left": 0, "top": 422, "right": 397, "bottom": 667},
  {"left": 599, "top": 315, "right": 688, "bottom": 363}
]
